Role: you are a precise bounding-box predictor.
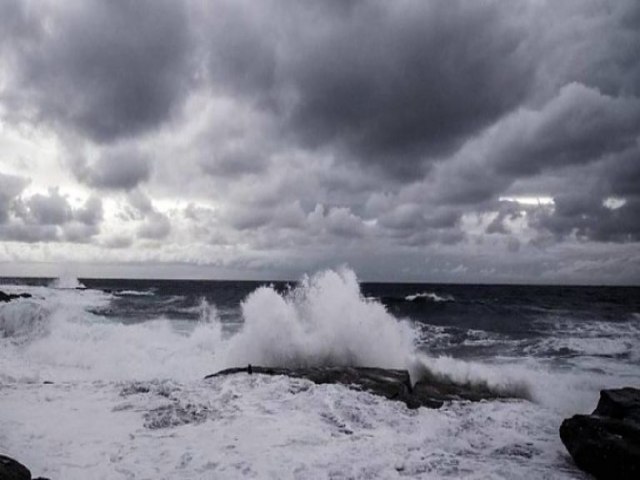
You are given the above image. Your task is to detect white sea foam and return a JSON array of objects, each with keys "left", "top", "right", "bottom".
[
  {"left": 115, "top": 289, "right": 155, "bottom": 297},
  {"left": 405, "top": 291, "right": 454, "bottom": 302},
  {"left": 222, "top": 268, "right": 416, "bottom": 370},
  {"left": 3, "top": 268, "right": 636, "bottom": 403},
  {"left": 1, "top": 268, "right": 638, "bottom": 478},
  {"left": 0, "top": 375, "right": 581, "bottom": 480}
]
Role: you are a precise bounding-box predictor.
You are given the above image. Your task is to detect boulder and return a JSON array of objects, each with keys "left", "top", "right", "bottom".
[
  {"left": 560, "top": 387, "right": 640, "bottom": 480},
  {"left": 0, "top": 455, "right": 31, "bottom": 480},
  {"left": 206, "top": 365, "right": 517, "bottom": 409}
]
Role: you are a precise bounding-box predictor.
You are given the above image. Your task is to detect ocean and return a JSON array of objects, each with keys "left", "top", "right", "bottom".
[{"left": 1, "top": 268, "right": 639, "bottom": 479}]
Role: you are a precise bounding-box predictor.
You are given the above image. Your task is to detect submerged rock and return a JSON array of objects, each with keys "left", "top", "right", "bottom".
[
  {"left": 560, "top": 387, "right": 640, "bottom": 480},
  {"left": 0, "top": 455, "right": 31, "bottom": 480},
  {"left": 206, "top": 365, "right": 517, "bottom": 409},
  {"left": 0, "top": 291, "right": 32, "bottom": 303}
]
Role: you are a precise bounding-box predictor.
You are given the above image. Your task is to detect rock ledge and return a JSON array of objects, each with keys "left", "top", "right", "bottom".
[
  {"left": 560, "top": 387, "right": 640, "bottom": 480},
  {"left": 206, "top": 365, "right": 517, "bottom": 409}
]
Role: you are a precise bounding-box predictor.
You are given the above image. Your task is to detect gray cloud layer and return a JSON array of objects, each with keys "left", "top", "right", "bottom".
[{"left": 1, "top": 0, "right": 639, "bottom": 282}]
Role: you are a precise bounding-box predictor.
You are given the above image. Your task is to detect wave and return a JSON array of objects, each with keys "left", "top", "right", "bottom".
[
  {"left": 49, "top": 275, "right": 85, "bottom": 289},
  {"left": 221, "top": 268, "right": 416, "bottom": 370},
  {"left": 0, "top": 300, "right": 51, "bottom": 341},
  {"left": 7, "top": 266, "right": 617, "bottom": 412},
  {"left": 114, "top": 289, "right": 155, "bottom": 297},
  {"left": 404, "top": 292, "right": 454, "bottom": 303}
]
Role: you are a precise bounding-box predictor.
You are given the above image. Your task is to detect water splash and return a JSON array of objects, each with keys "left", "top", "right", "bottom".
[
  {"left": 49, "top": 275, "right": 86, "bottom": 289},
  {"left": 222, "top": 268, "right": 416, "bottom": 369}
]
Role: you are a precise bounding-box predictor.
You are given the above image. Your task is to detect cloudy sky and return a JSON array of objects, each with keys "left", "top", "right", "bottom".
[{"left": 1, "top": 0, "right": 639, "bottom": 284}]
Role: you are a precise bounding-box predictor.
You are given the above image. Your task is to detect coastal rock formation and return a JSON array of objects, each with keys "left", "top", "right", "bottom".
[
  {"left": 206, "top": 365, "right": 518, "bottom": 409},
  {"left": 0, "top": 291, "right": 32, "bottom": 303},
  {"left": 560, "top": 387, "right": 640, "bottom": 480},
  {"left": 0, "top": 455, "right": 31, "bottom": 480}
]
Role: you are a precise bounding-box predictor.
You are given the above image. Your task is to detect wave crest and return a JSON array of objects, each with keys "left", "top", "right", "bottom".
[{"left": 223, "top": 268, "right": 416, "bottom": 370}]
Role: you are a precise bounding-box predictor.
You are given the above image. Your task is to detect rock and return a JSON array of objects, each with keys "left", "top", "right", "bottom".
[
  {"left": 0, "top": 455, "right": 31, "bottom": 480},
  {"left": 206, "top": 365, "right": 516, "bottom": 409},
  {"left": 0, "top": 291, "right": 33, "bottom": 303},
  {"left": 560, "top": 387, "right": 640, "bottom": 480}
]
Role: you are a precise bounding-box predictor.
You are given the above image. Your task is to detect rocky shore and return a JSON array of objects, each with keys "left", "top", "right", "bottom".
[
  {"left": 560, "top": 387, "right": 640, "bottom": 480},
  {"left": 206, "top": 364, "right": 525, "bottom": 409}
]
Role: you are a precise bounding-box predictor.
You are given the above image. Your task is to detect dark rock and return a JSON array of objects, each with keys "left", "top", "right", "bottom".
[
  {"left": 0, "top": 291, "right": 32, "bottom": 303},
  {"left": 0, "top": 455, "right": 31, "bottom": 480},
  {"left": 560, "top": 387, "right": 640, "bottom": 480},
  {"left": 206, "top": 365, "right": 517, "bottom": 409},
  {"left": 594, "top": 387, "right": 640, "bottom": 424}
]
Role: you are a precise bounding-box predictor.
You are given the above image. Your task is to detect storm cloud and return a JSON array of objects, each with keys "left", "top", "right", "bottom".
[
  {"left": 1, "top": 0, "right": 194, "bottom": 142},
  {"left": 0, "top": 0, "right": 639, "bottom": 283}
]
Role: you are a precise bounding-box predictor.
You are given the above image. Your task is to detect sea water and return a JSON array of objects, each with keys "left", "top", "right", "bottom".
[{"left": 1, "top": 268, "right": 639, "bottom": 478}]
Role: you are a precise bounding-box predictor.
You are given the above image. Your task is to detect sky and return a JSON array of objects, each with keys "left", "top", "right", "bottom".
[{"left": 0, "top": 0, "right": 639, "bottom": 284}]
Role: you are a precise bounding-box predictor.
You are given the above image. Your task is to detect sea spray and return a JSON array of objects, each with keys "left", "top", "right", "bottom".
[
  {"left": 49, "top": 275, "right": 86, "bottom": 289},
  {"left": 222, "top": 268, "right": 416, "bottom": 369},
  {"left": 0, "top": 285, "right": 223, "bottom": 382},
  {"left": 1, "top": 269, "right": 537, "bottom": 398}
]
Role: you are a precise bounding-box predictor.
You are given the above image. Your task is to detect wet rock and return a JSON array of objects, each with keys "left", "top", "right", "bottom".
[
  {"left": 560, "top": 387, "right": 640, "bottom": 480},
  {"left": 0, "top": 455, "right": 31, "bottom": 480},
  {"left": 206, "top": 365, "right": 515, "bottom": 409},
  {"left": 0, "top": 291, "right": 32, "bottom": 303}
]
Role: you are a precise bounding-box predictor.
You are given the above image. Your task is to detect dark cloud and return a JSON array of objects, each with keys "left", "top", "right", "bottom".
[
  {"left": 0, "top": 187, "right": 102, "bottom": 243},
  {"left": 19, "top": 188, "right": 72, "bottom": 225},
  {"left": 71, "top": 148, "right": 151, "bottom": 191},
  {"left": 486, "top": 202, "right": 522, "bottom": 235},
  {"left": 62, "top": 222, "right": 100, "bottom": 243},
  {"left": 1, "top": 0, "right": 640, "bottom": 281},
  {"left": 540, "top": 0, "right": 640, "bottom": 98},
  {"left": 206, "top": 0, "right": 533, "bottom": 177},
  {"left": 124, "top": 189, "right": 171, "bottom": 240},
  {"left": 533, "top": 194, "right": 640, "bottom": 243},
  {"left": 0, "top": 223, "right": 59, "bottom": 243},
  {"left": 138, "top": 212, "right": 171, "bottom": 240},
  {"left": 3, "top": 0, "right": 194, "bottom": 142},
  {"left": 200, "top": 146, "right": 270, "bottom": 178},
  {"left": 491, "top": 84, "right": 640, "bottom": 176},
  {"left": 74, "top": 196, "right": 103, "bottom": 226},
  {"left": 0, "top": 173, "right": 28, "bottom": 223},
  {"left": 434, "top": 83, "right": 640, "bottom": 208}
]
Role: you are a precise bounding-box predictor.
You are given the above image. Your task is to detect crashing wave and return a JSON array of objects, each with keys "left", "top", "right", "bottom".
[{"left": 49, "top": 275, "right": 86, "bottom": 289}]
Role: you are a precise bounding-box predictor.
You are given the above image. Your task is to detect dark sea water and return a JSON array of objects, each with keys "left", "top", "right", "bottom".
[{"left": 1, "top": 270, "right": 639, "bottom": 478}]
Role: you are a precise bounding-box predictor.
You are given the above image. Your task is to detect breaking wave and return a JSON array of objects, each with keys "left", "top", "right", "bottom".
[
  {"left": 114, "top": 289, "right": 155, "bottom": 297},
  {"left": 49, "top": 275, "right": 85, "bottom": 289},
  {"left": 405, "top": 292, "right": 454, "bottom": 303},
  {"left": 222, "top": 268, "right": 416, "bottom": 369},
  {"left": 2, "top": 268, "right": 533, "bottom": 401}
]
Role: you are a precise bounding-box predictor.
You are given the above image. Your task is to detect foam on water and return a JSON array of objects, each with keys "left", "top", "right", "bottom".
[
  {"left": 1, "top": 375, "right": 581, "bottom": 480},
  {"left": 114, "top": 289, "right": 155, "bottom": 297},
  {"left": 405, "top": 291, "right": 454, "bottom": 302},
  {"left": 1, "top": 269, "right": 637, "bottom": 478},
  {"left": 2, "top": 269, "right": 636, "bottom": 405}
]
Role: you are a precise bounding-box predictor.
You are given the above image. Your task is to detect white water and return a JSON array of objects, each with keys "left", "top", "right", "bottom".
[
  {"left": 49, "top": 275, "right": 86, "bottom": 289},
  {"left": 2, "top": 268, "right": 631, "bottom": 478},
  {"left": 224, "top": 269, "right": 416, "bottom": 370},
  {"left": 405, "top": 292, "right": 454, "bottom": 303}
]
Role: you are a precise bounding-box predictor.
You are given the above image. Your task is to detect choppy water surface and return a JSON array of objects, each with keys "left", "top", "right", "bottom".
[{"left": 1, "top": 269, "right": 638, "bottom": 478}]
